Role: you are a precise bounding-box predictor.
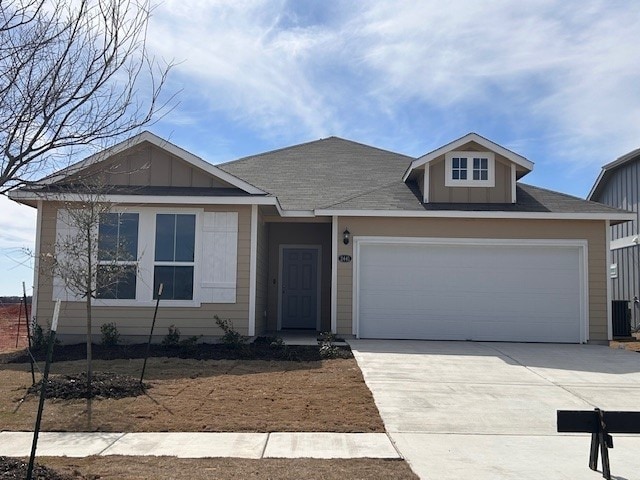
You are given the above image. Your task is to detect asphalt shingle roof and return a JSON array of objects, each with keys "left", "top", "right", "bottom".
[
  {"left": 219, "top": 136, "right": 629, "bottom": 216},
  {"left": 323, "top": 182, "right": 630, "bottom": 214},
  {"left": 219, "top": 137, "right": 413, "bottom": 211}
]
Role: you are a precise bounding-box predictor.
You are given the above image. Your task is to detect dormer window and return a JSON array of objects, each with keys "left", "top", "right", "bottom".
[{"left": 445, "top": 151, "right": 495, "bottom": 187}]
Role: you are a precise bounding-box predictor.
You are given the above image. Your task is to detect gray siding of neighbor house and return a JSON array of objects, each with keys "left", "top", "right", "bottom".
[{"left": 593, "top": 156, "right": 640, "bottom": 329}]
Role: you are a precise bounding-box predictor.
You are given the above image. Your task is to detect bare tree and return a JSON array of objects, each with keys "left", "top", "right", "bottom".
[
  {"left": 43, "top": 180, "right": 139, "bottom": 425},
  {"left": 0, "top": 0, "right": 173, "bottom": 193}
]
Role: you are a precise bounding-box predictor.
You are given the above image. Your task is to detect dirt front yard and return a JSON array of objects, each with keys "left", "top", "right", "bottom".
[
  {"left": 4, "top": 456, "right": 419, "bottom": 480},
  {"left": 0, "top": 356, "right": 385, "bottom": 432}
]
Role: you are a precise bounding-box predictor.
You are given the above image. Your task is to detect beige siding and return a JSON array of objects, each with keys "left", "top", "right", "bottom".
[
  {"left": 70, "top": 143, "right": 234, "bottom": 188},
  {"left": 266, "top": 223, "right": 331, "bottom": 331},
  {"left": 254, "top": 207, "right": 269, "bottom": 334},
  {"left": 428, "top": 141, "right": 512, "bottom": 204},
  {"left": 336, "top": 217, "right": 608, "bottom": 341},
  {"left": 35, "top": 202, "right": 252, "bottom": 341}
]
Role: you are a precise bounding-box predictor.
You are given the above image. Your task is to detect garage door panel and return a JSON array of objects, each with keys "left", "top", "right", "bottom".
[{"left": 357, "top": 242, "right": 583, "bottom": 343}]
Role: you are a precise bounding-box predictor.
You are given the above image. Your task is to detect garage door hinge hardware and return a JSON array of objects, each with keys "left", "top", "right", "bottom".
[{"left": 557, "top": 408, "right": 640, "bottom": 480}]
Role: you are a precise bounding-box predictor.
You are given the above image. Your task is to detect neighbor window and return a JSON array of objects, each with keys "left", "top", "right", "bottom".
[
  {"left": 445, "top": 151, "right": 495, "bottom": 187},
  {"left": 153, "top": 213, "right": 196, "bottom": 300},
  {"left": 96, "top": 213, "right": 139, "bottom": 299}
]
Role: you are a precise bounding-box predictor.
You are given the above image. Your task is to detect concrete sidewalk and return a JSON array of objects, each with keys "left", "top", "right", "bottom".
[{"left": 0, "top": 431, "right": 400, "bottom": 459}]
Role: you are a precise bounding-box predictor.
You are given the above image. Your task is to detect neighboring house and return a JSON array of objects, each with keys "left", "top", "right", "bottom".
[
  {"left": 9, "top": 132, "right": 633, "bottom": 344},
  {"left": 589, "top": 147, "right": 640, "bottom": 332}
]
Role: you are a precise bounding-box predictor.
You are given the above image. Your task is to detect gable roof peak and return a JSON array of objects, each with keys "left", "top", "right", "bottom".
[
  {"left": 402, "top": 132, "right": 534, "bottom": 181},
  {"left": 34, "top": 130, "right": 265, "bottom": 195}
]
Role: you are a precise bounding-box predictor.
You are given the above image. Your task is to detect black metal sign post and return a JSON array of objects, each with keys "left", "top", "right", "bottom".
[
  {"left": 557, "top": 408, "right": 640, "bottom": 480},
  {"left": 140, "top": 283, "right": 162, "bottom": 385},
  {"left": 26, "top": 299, "right": 61, "bottom": 480},
  {"left": 23, "top": 281, "right": 35, "bottom": 385}
]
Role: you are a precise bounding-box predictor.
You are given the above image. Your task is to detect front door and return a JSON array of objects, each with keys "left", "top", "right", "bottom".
[{"left": 281, "top": 247, "right": 319, "bottom": 329}]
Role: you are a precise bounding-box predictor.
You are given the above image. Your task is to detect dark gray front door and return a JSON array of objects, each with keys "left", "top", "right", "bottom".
[{"left": 281, "top": 248, "right": 318, "bottom": 329}]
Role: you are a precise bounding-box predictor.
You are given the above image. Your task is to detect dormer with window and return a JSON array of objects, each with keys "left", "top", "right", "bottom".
[{"left": 403, "top": 133, "right": 534, "bottom": 204}]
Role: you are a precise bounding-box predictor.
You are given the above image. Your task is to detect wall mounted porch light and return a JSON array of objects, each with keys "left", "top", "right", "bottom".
[{"left": 343, "top": 229, "right": 350, "bottom": 245}]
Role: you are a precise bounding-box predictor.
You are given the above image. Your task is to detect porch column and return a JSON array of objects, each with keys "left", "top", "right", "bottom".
[
  {"left": 248, "top": 204, "right": 258, "bottom": 336},
  {"left": 331, "top": 215, "right": 338, "bottom": 333}
]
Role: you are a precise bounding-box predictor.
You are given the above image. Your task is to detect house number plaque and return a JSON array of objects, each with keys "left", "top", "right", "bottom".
[{"left": 338, "top": 255, "right": 352, "bottom": 263}]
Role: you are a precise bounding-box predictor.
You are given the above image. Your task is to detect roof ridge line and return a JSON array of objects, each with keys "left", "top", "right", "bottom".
[{"left": 319, "top": 179, "right": 407, "bottom": 209}]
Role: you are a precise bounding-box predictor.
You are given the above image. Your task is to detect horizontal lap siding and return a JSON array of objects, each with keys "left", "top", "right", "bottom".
[
  {"left": 35, "top": 202, "right": 252, "bottom": 340},
  {"left": 336, "top": 217, "right": 608, "bottom": 341}
]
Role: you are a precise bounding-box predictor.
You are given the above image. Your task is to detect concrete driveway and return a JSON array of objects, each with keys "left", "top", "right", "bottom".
[{"left": 349, "top": 340, "right": 640, "bottom": 480}]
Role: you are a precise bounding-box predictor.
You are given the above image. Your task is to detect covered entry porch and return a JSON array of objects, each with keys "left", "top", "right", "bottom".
[{"left": 259, "top": 217, "right": 333, "bottom": 333}]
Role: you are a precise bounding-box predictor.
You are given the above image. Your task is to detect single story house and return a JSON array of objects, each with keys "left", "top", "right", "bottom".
[
  {"left": 9, "top": 132, "right": 634, "bottom": 343},
  {"left": 588, "top": 146, "right": 640, "bottom": 332}
]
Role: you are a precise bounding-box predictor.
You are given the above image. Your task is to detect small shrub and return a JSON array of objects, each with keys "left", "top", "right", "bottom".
[
  {"left": 162, "top": 325, "right": 181, "bottom": 346},
  {"left": 100, "top": 322, "right": 120, "bottom": 346},
  {"left": 31, "top": 323, "right": 45, "bottom": 349},
  {"left": 318, "top": 331, "right": 340, "bottom": 359},
  {"left": 214, "top": 315, "right": 247, "bottom": 348},
  {"left": 319, "top": 341, "right": 339, "bottom": 359},
  {"left": 179, "top": 335, "right": 200, "bottom": 354},
  {"left": 269, "top": 336, "right": 286, "bottom": 348},
  {"left": 318, "top": 331, "right": 337, "bottom": 343},
  {"left": 30, "top": 322, "right": 60, "bottom": 349}
]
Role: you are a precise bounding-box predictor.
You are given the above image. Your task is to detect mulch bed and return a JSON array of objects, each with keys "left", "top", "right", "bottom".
[
  {"left": 0, "top": 456, "right": 80, "bottom": 480},
  {"left": 2, "top": 337, "right": 351, "bottom": 365},
  {"left": 27, "top": 372, "right": 148, "bottom": 400}
]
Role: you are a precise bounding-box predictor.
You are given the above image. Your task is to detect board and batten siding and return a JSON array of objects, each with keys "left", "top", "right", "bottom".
[
  {"left": 35, "top": 202, "right": 252, "bottom": 341},
  {"left": 72, "top": 143, "right": 235, "bottom": 189},
  {"left": 335, "top": 217, "right": 608, "bottom": 341},
  {"left": 593, "top": 157, "right": 640, "bottom": 328},
  {"left": 427, "top": 141, "right": 512, "bottom": 204}
]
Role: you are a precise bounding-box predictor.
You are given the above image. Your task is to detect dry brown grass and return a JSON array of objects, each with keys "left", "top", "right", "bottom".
[
  {"left": 0, "top": 356, "right": 384, "bottom": 432},
  {"left": 33, "top": 456, "right": 419, "bottom": 479}
]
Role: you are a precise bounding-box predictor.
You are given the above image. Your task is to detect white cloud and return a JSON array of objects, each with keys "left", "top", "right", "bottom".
[
  {"left": 146, "top": 0, "right": 640, "bottom": 167},
  {"left": 0, "top": 196, "right": 36, "bottom": 249}
]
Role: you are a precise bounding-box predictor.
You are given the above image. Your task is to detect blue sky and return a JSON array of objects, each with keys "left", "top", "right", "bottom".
[{"left": 2, "top": 0, "right": 640, "bottom": 295}]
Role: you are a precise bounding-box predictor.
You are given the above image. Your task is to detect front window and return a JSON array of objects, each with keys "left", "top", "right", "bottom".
[
  {"left": 153, "top": 213, "right": 196, "bottom": 300},
  {"left": 96, "top": 213, "right": 139, "bottom": 299}
]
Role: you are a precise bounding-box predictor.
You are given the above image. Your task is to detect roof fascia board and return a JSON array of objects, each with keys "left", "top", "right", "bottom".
[
  {"left": 314, "top": 208, "right": 635, "bottom": 222},
  {"left": 588, "top": 148, "right": 640, "bottom": 201},
  {"left": 7, "top": 190, "right": 318, "bottom": 218},
  {"left": 37, "top": 131, "right": 266, "bottom": 195},
  {"left": 587, "top": 169, "right": 606, "bottom": 201},
  {"left": 403, "top": 133, "right": 534, "bottom": 181}
]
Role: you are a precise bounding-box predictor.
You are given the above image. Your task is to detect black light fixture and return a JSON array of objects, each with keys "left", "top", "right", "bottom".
[{"left": 343, "top": 229, "right": 350, "bottom": 245}]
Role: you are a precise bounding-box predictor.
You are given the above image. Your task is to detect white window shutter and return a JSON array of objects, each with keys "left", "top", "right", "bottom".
[
  {"left": 53, "top": 209, "right": 83, "bottom": 301},
  {"left": 200, "top": 212, "right": 238, "bottom": 303}
]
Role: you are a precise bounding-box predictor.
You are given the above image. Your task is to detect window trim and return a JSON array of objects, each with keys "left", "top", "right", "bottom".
[{"left": 445, "top": 151, "right": 495, "bottom": 187}]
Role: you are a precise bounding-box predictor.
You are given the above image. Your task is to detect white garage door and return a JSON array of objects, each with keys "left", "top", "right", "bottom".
[{"left": 356, "top": 240, "right": 585, "bottom": 343}]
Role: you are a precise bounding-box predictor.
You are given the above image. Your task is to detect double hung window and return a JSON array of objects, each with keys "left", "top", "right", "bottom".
[
  {"left": 153, "top": 214, "right": 196, "bottom": 300},
  {"left": 96, "top": 213, "right": 139, "bottom": 299}
]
